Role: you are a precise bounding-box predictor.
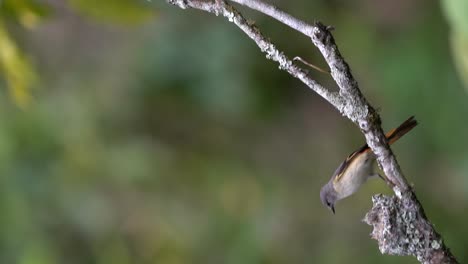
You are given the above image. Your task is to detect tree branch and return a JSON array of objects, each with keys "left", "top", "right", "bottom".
[
  {"left": 364, "top": 192, "right": 458, "bottom": 263},
  {"left": 166, "top": 0, "right": 343, "bottom": 108},
  {"left": 166, "top": 0, "right": 458, "bottom": 263},
  {"left": 229, "top": 0, "right": 408, "bottom": 190},
  {"left": 229, "top": 0, "right": 314, "bottom": 37}
]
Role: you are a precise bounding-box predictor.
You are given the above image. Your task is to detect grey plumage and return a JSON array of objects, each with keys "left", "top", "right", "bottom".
[{"left": 320, "top": 181, "right": 337, "bottom": 214}]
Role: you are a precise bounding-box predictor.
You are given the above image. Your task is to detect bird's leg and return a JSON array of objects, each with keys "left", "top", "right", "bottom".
[{"left": 372, "top": 173, "right": 395, "bottom": 187}]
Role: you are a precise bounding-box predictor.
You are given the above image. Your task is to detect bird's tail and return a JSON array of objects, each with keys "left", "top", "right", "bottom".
[{"left": 385, "top": 116, "right": 418, "bottom": 145}]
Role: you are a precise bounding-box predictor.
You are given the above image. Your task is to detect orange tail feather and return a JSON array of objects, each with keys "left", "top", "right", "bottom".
[{"left": 385, "top": 116, "right": 418, "bottom": 145}]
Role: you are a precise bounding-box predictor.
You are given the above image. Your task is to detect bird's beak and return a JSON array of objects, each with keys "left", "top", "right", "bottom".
[{"left": 331, "top": 205, "right": 335, "bottom": 214}]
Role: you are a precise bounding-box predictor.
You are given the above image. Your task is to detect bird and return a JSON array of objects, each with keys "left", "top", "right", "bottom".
[{"left": 320, "top": 116, "right": 417, "bottom": 214}]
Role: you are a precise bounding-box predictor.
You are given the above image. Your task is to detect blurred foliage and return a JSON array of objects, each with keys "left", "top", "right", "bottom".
[
  {"left": 441, "top": 0, "right": 468, "bottom": 91},
  {"left": 68, "top": 0, "right": 155, "bottom": 25},
  {"left": 0, "top": 0, "right": 155, "bottom": 109},
  {"left": 0, "top": 0, "right": 467, "bottom": 264},
  {"left": 448, "top": 32, "right": 468, "bottom": 93},
  {"left": 0, "top": 0, "right": 49, "bottom": 108},
  {"left": 0, "top": 20, "right": 36, "bottom": 108},
  {"left": 442, "top": 0, "right": 468, "bottom": 35},
  {"left": 0, "top": 0, "right": 49, "bottom": 28}
]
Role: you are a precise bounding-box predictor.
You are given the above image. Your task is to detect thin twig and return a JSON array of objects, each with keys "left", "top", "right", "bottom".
[
  {"left": 229, "top": 0, "right": 314, "bottom": 37},
  {"left": 293, "top": 56, "right": 330, "bottom": 74}
]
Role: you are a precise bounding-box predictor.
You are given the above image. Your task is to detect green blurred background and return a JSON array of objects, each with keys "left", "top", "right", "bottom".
[{"left": 0, "top": 0, "right": 467, "bottom": 263}]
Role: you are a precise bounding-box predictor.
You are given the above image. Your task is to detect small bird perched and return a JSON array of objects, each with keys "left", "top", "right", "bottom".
[{"left": 320, "top": 116, "right": 417, "bottom": 214}]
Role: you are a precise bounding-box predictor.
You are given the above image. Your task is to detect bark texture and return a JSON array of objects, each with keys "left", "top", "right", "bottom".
[{"left": 364, "top": 193, "right": 457, "bottom": 263}]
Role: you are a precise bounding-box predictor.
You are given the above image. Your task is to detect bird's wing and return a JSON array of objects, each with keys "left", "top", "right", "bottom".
[{"left": 332, "top": 144, "right": 369, "bottom": 184}]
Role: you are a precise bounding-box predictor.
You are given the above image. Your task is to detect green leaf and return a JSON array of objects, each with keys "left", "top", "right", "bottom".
[
  {"left": 68, "top": 0, "right": 155, "bottom": 25},
  {"left": 0, "top": 21, "right": 37, "bottom": 108}
]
